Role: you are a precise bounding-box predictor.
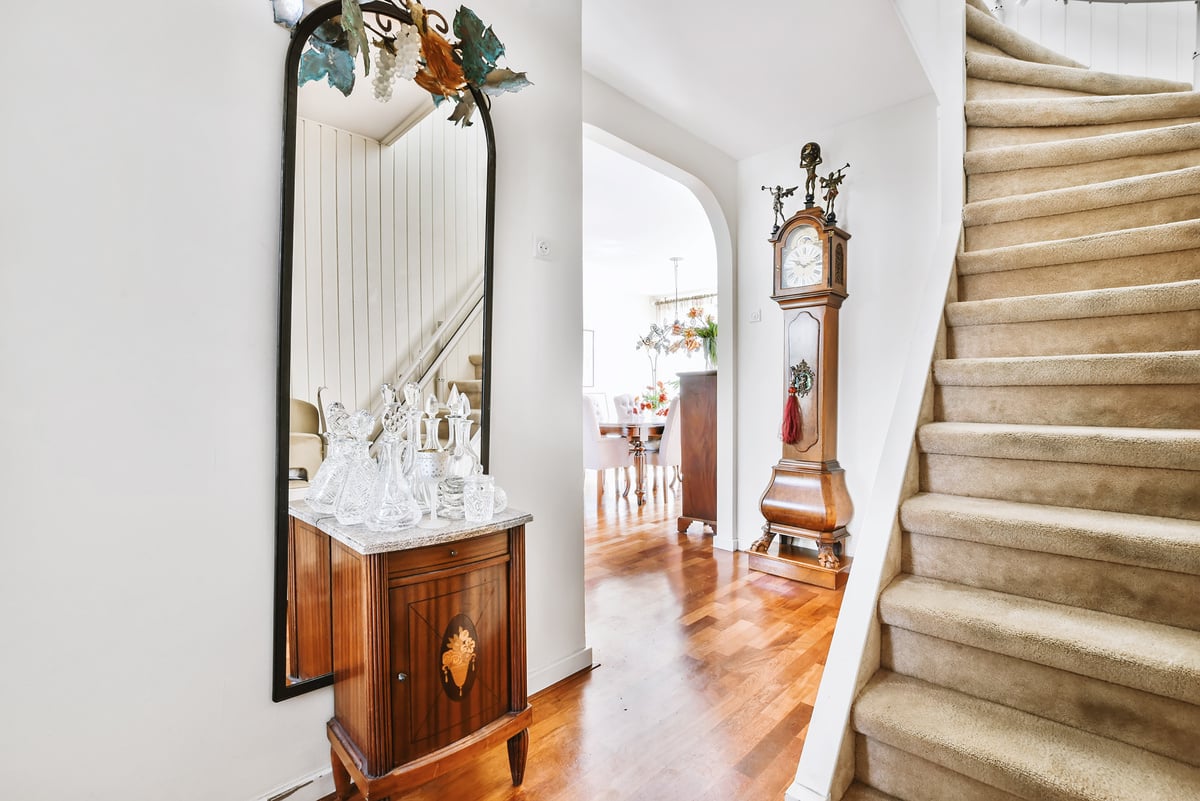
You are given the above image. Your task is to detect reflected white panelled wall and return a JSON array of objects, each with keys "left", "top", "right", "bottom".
[
  {"left": 290, "top": 109, "right": 485, "bottom": 412},
  {"left": 994, "top": 0, "right": 1198, "bottom": 86}
]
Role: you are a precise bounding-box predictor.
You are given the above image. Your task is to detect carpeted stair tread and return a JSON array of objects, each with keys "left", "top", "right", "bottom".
[
  {"left": 901, "top": 492, "right": 1200, "bottom": 575},
  {"left": 962, "top": 165, "right": 1200, "bottom": 228},
  {"left": 965, "top": 5, "right": 1085, "bottom": 70},
  {"left": 933, "top": 351, "right": 1200, "bottom": 388},
  {"left": 966, "top": 51, "right": 1191, "bottom": 97},
  {"left": 879, "top": 575, "right": 1200, "bottom": 705},
  {"left": 966, "top": 123, "right": 1200, "bottom": 175},
  {"left": 966, "top": 92, "right": 1200, "bottom": 129},
  {"left": 854, "top": 671, "right": 1200, "bottom": 800},
  {"left": 840, "top": 782, "right": 901, "bottom": 801},
  {"left": 882, "top": 628, "right": 1200, "bottom": 770},
  {"left": 917, "top": 421, "right": 1200, "bottom": 470},
  {"left": 946, "top": 279, "right": 1200, "bottom": 326},
  {"left": 956, "top": 219, "right": 1200, "bottom": 275}
]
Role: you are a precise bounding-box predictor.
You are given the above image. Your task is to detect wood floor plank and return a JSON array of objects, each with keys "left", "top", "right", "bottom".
[{"left": 331, "top": 479, "right": 844, "bottom": 800}]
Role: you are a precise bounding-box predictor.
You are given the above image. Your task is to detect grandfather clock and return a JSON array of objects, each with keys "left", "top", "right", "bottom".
[{"left": 750, "top": 206, "right": 853, "bottom": 589}]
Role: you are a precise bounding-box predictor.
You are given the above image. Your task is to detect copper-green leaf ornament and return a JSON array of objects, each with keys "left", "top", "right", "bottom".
[
  {"left": 298, "top": 23, "right": 357, "bottom": 96},
  {"left": 454, "top": 6, "right": 505, "bottom": 86},
  {"left": 341, "top": 0, "right": 371, "bottom": 75}
]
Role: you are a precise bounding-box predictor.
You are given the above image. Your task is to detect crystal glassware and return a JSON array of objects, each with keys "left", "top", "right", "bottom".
[
  {"left": 463, "top": 475, "right": 495, "bottom": 522},
  {"left": 413, "top": 448, "right": 450, "bottom": 529},
  {"left": 334, "top": 410, "right": 378, "bottom": 526},
  {"left": 307, "top": 402, "right": 351, "bottom": 513},
  {"left": 445, "top": 416, "right": 480, "bottom": 479},
  {"left": 365, "top": 408, "right": 421, "bottom": 531}
]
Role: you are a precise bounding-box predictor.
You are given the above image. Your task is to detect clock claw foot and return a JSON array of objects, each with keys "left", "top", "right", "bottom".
[
  {"left": 817, "top": 544, "right": 840, "bottom": 570},
  {"left": 750, "top": 532, "right": 775, "bottom": 554}
]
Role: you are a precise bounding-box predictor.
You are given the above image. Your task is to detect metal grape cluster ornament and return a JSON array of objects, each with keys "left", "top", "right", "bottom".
[{"left": 285, "top": 0, "right": 531, "bottom": 127}]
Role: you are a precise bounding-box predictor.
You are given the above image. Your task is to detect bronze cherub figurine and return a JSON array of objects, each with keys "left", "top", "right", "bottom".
[
  {"left": 820, "top": 163, "right": 850, "bottom": 224},
  {"left": 761, "top": 184, "right": 797, "bottom": 235}
]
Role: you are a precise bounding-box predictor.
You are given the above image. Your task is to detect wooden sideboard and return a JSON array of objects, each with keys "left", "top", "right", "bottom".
[
  {"left": 678, "top": 370, "right": 717, "bottom": 534},
  {"left": 289, "top": 505, "right": 533, "bottom": 800}
]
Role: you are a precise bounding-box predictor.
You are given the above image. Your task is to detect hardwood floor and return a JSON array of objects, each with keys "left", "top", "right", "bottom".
[{"left": 348, "top": 476, "right": 844, "bottom": 800}]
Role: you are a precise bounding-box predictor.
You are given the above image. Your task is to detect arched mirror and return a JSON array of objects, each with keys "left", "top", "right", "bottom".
[{"left": 272, "top": 0, "right": 503, "bottom": 700}]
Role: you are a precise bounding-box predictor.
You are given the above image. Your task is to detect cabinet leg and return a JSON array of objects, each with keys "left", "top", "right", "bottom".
[
  {"left": 677, "top": 517, "right": 690, "bottom": 534},
  {"left": 507, "top": 729, "right": 529, "bottom": 786},
  {"left": 330, "top": 748, "right": 354, "bottom": 800}
]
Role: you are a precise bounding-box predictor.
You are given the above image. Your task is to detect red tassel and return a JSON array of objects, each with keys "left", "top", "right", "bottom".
[{"left": 782, "top": 388, "right": 801, "bottom": 444}]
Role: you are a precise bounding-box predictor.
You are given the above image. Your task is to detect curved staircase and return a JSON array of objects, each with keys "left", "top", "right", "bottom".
[{"left": 842, "top": 3, "right": 1200, "bottom": 799}]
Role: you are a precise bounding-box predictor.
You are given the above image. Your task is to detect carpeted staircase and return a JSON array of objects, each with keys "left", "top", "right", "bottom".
[{"left": 842, "top": 2, "right": 1200, "bottom": 799}]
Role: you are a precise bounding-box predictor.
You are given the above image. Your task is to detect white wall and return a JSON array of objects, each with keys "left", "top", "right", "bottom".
[
  {"left": 735, "top": 94, "right": 940, "bottom": 559},
  {"left": 583, "top": 284, "right": 659, "bottom": 414},
  {"left": 0, "top": 1, "right": 585, "bottom": 800}
]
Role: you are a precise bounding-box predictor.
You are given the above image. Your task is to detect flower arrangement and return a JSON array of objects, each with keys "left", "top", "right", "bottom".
[
  {"left": 674, "top": 307, "right": 718, "bottom": 367},
  {"left": 639, "top": 381, "right": 674, "bottom": 417},
  {"left": 635, "top": 322, "right": 673, "bottom": 387}
]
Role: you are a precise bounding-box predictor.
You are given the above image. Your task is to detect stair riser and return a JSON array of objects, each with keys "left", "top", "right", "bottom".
[
  {"left": 948, "top": 310, "right": 1200, "bottom": 357},
  {"left": 967, "top": 78, "right": 1091, "bottom": 101},
  {"left": 902, "top": 533, "right": 1200, "bottom": 629},
  {"left": 969, "top": 116, "right": 1200, "bottom": 150},
  {"left": 968, "top": 149, "right": 1200, "bottom": 202},
  {"left": 854, "top": 736, "right": 1024, "bottom": 801},
  {"left": 935, "top": 384, "right": 1200, "bottom": 429},
  {"left": 959, "top": 248, "right": 1200, "bottom": 301},
  {"left": 920, "top": 453, "right": 1200, "bottom": 520},
  {"left": 881, "top": 628, "right": 1200, "bottom": 768},
  {"left": 965, "top": 195, "right": 1198, "bottom": 251}
]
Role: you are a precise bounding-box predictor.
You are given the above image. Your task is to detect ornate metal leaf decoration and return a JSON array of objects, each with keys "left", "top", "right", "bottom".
[
  {"left": 413, "top": 22, "right": 467, "bottom": 98},
  {"left": 340, "top": 0, "right": 371, "bottom": 75},
  {"left": 447, "top": 92, "right": 477, "bottom": 127},
  {"left": 481, "top": 67, "right": 532, "bottom": 97},
  {"left": 298, "top": 34, "right": 357, "bottom": 96},
  {"left": 454, "top": 6, "right": 505, "bottom": 86}
]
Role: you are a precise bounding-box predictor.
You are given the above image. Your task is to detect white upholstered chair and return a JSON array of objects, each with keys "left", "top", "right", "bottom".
[
  {"left": 582, "top": 395, "right": 633, "bottom": 500},
  {"left": 612, "top": 393, "right": 640, "bottom": 422},
  {"left": 646, "top": 398, "right": 682, "bottom": 491},
  {"left": 289, "top": 398, "right": 324, "bottom": 483}
]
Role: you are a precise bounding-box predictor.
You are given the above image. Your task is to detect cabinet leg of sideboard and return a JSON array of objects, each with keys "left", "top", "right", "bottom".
[
  {"left": 330, "top": 748, "right": 354, "bottom": 800},
  {"left": 507, "top": 729, "right": 529, "bottom": 786}
]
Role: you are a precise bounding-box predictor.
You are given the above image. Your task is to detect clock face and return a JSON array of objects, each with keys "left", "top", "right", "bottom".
[{"left": 781, "top": 225, "right": 823, "bottom": 288}]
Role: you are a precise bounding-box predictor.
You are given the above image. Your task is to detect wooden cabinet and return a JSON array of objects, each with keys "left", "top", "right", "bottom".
[
  {"left": 319, "top": 514, "right": 532, "bottom": 800},
  {"left": 678, "top": 370, "right": 717, "bottom": 534}
]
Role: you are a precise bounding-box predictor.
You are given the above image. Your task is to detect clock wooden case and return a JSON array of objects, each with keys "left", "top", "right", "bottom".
[{"left": 752, "top": 207, "right": 853, "bottom": 589}]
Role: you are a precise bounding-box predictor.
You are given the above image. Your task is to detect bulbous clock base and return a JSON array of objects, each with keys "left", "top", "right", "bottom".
[{"left": 752, "top": 460, "right": 854, "bottom": 588}]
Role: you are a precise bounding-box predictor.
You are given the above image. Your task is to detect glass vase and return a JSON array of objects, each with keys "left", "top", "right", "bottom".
[
  {"left": 307, "top": 434, "right": 349, "bottom": 513},
  {"left": 464, "top": 475, "right": 495, "bottom": 522}
]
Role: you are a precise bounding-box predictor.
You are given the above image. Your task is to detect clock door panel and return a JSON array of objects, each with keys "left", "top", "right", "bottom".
[
  {"left": 784, "top": 310, "right": 821, "bottom": 454},
  {"left": 389, "top": 563, "right": 509, "bottom": 767}
]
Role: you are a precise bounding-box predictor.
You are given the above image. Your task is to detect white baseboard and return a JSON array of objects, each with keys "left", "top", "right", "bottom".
[
  {"left": 528, "top": 646, "right": 594, "bottom": 694},
  {"left": 785, "top": 779, "right": 831, "bottom": 801},
  {"left": 252, "top": 767, "right": 334, "bottom": 801}
]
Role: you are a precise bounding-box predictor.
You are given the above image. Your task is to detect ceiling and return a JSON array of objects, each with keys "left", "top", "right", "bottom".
[
  {"left": 583, "top": 138, "right": 718, "bottom": 298},
  {"left": 582, "top": 0, "right": 932, "bottom": 160}
]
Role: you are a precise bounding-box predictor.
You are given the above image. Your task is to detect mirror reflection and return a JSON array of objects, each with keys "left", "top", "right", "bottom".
[{"left": 276, "top": 2, "right": 494, "bottom": 697}]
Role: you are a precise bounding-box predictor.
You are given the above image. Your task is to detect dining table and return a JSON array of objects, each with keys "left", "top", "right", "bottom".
[{"left": 599, "top": 418, "right": 666, "bottom": 506}]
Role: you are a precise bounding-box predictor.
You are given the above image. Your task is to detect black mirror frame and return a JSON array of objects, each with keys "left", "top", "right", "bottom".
[{"left": 272, "top": 0, "right": 497, "bottom": 701}]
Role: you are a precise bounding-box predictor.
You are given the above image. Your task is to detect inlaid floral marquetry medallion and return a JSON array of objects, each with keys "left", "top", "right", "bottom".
[{"left": 440, "top": 614, "right": 479, "bottom": 700}]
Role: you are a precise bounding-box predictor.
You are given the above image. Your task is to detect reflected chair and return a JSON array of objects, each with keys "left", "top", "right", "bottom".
[
  {"left": 582, "top": 395, "right": 633, "bottom": 500},
  {"left": 289, "top": 398, "right": 324, "bottom": 484},
  {"left": 646, "top": 398, "right": 682, "bottom": 492}
]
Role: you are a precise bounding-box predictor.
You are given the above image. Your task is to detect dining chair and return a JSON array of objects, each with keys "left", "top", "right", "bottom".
[
  {"left": 612, "top": 393, "right": 640, "bottom": 422},
  {"left": 582, "top": 395, "right": 633, "bottom": 500},
  {"left": 645, "top": 398, "right": 682, "bottom": 492}
]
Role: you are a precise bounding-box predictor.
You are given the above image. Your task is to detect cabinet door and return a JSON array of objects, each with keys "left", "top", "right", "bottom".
[{"left": 389, "top": 562, "right": 509, "bottom": 766}]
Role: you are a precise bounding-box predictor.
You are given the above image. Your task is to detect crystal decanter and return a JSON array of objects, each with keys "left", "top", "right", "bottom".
[
  {"left": 365, "top": 405, "right": 421, "bottom": 531},
  {"left": 306, "top": 401, "right": 351, "bottom": 513},
  {"left": 334, "top": 409, "right": 378, "bottom": 526}
]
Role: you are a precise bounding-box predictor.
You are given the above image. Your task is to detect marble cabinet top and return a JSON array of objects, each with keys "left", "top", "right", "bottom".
[{"left": 288, "top": 499, "right": 533, "bottom": 555}]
